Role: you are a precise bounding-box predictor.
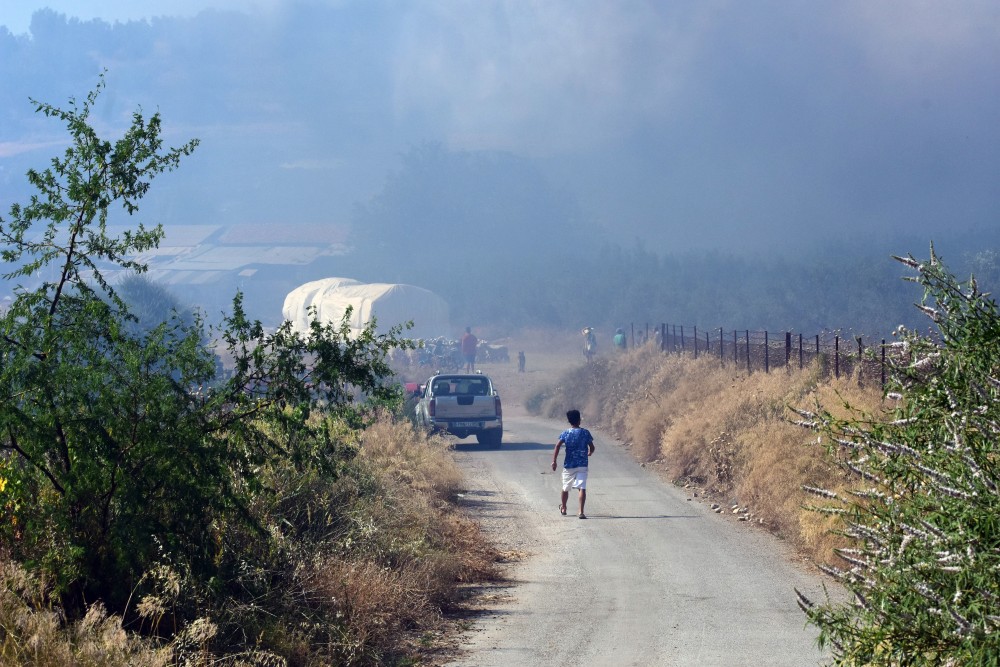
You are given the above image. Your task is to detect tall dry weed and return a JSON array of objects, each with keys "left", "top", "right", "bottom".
[
  {"left": 355, "top": 417, "right": 497, "bottom": 584},
  {"left": 357, "top": 417, "right": 464, "bottom": 501},
  {"left": 0, "top": 558, "right": 278, "bottom": 667}
]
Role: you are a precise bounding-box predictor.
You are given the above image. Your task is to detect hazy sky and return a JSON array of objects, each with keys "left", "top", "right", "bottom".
[
  {"left": 2, "top": 1, "right": 999, "bottom": 256},
  {"left": 0, "top": 1, "right": 282, "bottom": 35}
]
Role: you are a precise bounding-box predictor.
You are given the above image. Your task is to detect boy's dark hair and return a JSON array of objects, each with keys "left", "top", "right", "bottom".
[{"left": 566, "top": 409, "right": 581, "bottom": 426}]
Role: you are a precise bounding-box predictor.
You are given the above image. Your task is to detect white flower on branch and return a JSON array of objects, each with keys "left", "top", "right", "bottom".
[
  {"left": 876, "top": 440, "right": 922, "bottom": 458},
  {"left": 911, "top": 352, "right": 941, "bottom": 371},
  {"left": 847, "top": 522, "right": 886, "bottom": 548},
  {"left": 803, "top": 504, "right": 847, "bottom": 515},
  {"left": 802, "top": 484, "right": 838, "bottom": 499},
  {"left": 915, "top": 462, "right": 959, "bottom": 487},
  {"left": 944, "top": 385, "right": 959, "bottom": 412},
  {"left": 919, "top": 520, "right": 947, "bottom": 540},
  {"left": 845, "top": 460, "right": 884, "bottom": 484},
  {"left": 896, "top": 535, "right": 913, "bottom": 560},
  {"left": 930, "top": 480, "right": 975, "bottom": 500},
  {"left": 918, "top": 305, "right": 942, "bottom": 322},
  {"left": 837, "top": 548, "right": 867, "bottom": 558},
  {"left": 834, "top": 437, "right": 865, "bottom": 451},
  {"left": 915, "top": 582, "right": 945, "bottom": 605},
  {"left": 850, "top": 488, "right": 887, "bottom": 500},
  {"left": 817, "top": 563, "right": 847, "bottom": 580},
  {"left": 835, "top": 548, "right": 872, "bottom": 570},
  {"left": 949, "top": 609, "right": 972, "bottom": 636},
  {"left": 900, "top": 523, "right": 932, "bottom": 540},
  {"left": 788, "top": 406, "right": 816, "bottom": 419},
  {"left": 962, "top": 455, "right": 997, "bottom": 492}
]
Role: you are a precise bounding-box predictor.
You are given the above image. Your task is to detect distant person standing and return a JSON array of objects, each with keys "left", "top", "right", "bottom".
[
  {"left": 518, "top": 350, "right": 526, "bottom": 372},
  {"left": 551, "top": 409, "right": 596, "bottom": 519},
  {"left": 613, "top": 327, "right": 628, "bottom": 352},
  {"left": 461, "top": 326, "right": 478, "bottom": 373},
  {"left": 583, "top": 327, "right": 597, "bottom": 363}
]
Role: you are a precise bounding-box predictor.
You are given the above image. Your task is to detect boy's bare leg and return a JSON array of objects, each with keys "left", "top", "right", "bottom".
[
  {"left": 560, "top": 490, "right": 569, "bottom": 513},
  {"left": 579, "top": 489, "right": 587, "bottom": 517}
]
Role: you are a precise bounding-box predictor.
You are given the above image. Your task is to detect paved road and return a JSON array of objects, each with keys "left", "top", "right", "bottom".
[{"left": 446, "top": 415, "right": 835, "bottom": 667}]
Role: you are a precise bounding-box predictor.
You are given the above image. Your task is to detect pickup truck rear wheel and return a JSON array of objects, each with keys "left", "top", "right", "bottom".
[{"left": 477, "top": 430, "right": 502, "bottom": 448}]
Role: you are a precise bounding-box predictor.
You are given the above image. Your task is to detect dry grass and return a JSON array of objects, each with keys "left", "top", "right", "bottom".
[
  {"left": 0, "top": 415, "right": 497, "bottom": 667},
  {"left": 526, "top": 342, "right": 889, "bottom": 565},
  {"left": 356, "top": 418, "right": 497, "bottom": 581},
  {"left": 0, "top": 559, "right": 246, "bottom": 667}
]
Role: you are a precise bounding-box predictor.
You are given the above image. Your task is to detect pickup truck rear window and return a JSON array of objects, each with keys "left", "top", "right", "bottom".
[
  {"left": 457, "top": 380, "right": 488, "bottom": 395},
  {"left": 432, "top": 378, "right": 490, "bottom": 396}
]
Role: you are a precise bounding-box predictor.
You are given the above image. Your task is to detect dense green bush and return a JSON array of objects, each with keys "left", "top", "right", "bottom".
[{"left": 795, "top": 247, "right": 1000, "bottom": 665}]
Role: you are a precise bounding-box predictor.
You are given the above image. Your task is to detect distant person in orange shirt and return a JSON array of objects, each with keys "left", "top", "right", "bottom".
[{"left": 461, "top": 326, "right": 478, "bottom": 373}]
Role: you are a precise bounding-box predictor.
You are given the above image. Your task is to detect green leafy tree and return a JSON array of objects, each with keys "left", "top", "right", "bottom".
[
  {"left": 0, "top": 77, "right": 409, "bottom": 615},
  {"left": 794, "top": 246, "right": 1000, "bottom": 665}
]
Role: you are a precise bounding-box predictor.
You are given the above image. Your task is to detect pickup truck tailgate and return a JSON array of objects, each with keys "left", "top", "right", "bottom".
[{"left": 435, "top": 396, "right": 496, "bottom": 419}]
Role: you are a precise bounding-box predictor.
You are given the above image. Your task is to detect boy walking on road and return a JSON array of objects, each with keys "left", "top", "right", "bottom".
[{"left": 551, "top": 409, "right": 596, "bottom": 519}]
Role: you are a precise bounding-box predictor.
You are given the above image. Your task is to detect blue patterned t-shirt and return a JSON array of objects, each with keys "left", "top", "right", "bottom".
[{"left": 559, "top": 427, "right": 594, "bottom": 469}]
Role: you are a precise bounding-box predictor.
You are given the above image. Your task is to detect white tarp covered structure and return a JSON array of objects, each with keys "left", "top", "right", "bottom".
[{"left": 282, "top": 277, "right": 450, "bottom": 339}]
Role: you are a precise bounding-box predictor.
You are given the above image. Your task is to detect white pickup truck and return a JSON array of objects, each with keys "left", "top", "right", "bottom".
[{"left": 414, "top": 372, "right": 503, "bottom": 447}]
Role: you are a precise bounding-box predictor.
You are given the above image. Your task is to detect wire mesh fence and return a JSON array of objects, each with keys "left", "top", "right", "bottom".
[{"left": 629, "top": 322, "right": 890, "bottom": 389}]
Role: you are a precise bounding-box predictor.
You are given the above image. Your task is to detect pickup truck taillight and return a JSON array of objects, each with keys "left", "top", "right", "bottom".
[
  {"left": 495, "top": 396, "right": 502, "bottom": 417},
  {"left": 428, "top": 398, "right": 436, "bottom": 417}
]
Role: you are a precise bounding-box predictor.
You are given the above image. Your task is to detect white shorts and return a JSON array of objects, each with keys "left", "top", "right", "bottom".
[{"left": 562, "top": 467, "right": 588, "bottom": 491}]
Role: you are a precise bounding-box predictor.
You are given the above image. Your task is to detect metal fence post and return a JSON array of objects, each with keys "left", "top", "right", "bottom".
[
  {"left": 835, "top": 335, "right": 840, "bottom": 379},
  {"left": 745, "top": 329, "right": 751, "bottom": 373},
  {"left": 764, "top": 330, "right": 770, "bottom": 373},
  {"left": 881, "top": 338, "right": 886, "bottom": 389}
]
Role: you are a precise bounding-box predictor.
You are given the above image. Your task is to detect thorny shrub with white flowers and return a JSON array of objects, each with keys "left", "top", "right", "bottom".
[{"left": 793, "top": 245, "right": 1000, "bottom": 665}]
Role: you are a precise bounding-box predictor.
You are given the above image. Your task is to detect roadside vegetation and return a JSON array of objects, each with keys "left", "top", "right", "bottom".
[
  {"left": 0, "top": 79, "right": 495, "bottom": 666},
  {"left": 528, "top": 249, "right": 1000, "bottom": 665},
  {"left": 794, "top": 250, "right": 1000, "bottom": 665}
]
